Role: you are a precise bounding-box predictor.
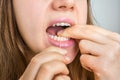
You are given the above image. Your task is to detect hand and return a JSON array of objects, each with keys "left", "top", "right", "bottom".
[
  {"left": 19, "top": 47, "right": 71, "bottom": 80},
  {"left": 58, "top": 25, "right": 120, "bottom": 80},
  {"left": 53, "top": 75, "right": 71, "bottom": 80}
]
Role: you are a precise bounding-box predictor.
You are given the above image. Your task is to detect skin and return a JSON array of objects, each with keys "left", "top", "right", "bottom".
[
  {"left": 14, "top": 0, "right": 86, "bottom": 79},
  {"left": 13, "top": 0, "right": 120, "bottom": 80},
  {"left": 58, "top": 25, "right": 120, "bottom": 80}
]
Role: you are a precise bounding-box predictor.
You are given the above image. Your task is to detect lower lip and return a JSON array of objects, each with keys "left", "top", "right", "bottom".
[{"left": 47, "top": 35, "right": 76, "bottom": 48}]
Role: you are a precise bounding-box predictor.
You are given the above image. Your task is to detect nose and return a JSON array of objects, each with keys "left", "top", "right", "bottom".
[{"left": 52, "top": 0, "right": 75, "bottom": 11}]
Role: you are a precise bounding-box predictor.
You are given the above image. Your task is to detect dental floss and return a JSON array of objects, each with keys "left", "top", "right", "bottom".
[
  {"left": 59, "top": 35, "right": 62, "bottom": 48},
  {"left": 59, "top": 40, "right": 62, "bottom": 48},
  {"left": 57, "top": 31, "right": 62, "bottom": 48}
]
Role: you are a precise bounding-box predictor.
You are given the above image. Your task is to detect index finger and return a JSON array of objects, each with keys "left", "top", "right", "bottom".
[{"left": 58, "top": 25, "right": 110, "bottom": 44}]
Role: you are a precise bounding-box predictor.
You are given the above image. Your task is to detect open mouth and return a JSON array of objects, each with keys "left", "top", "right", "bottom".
[
  {"left": 46, "top": 19, "right": 78, "bottom": 63},
  {"left": 46, "top": 21, "right": 76, "bottom": 48},
  {"left": 46, "top": 22, "right": 71, "bottom": 41},
  {"left": 47, "top": 22, "right": 70, "bottom": 35}
]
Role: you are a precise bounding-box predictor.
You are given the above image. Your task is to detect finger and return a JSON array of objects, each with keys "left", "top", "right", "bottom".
[
  {"left": 80, "top": 54, "right": 97, "bottom": 72},
  {"left": 36, "top": 60, "right": 69, "bottom": 80},
  {"left": 42, "top": 46, "right": 67, "bottom": 55},
  {"left": 85, "top": 25, "right": 120, "bottom": 42},
  {"left": 54, "top": 75, "right": 71, "bottom": 80},
  {"left": 79, "top": 40, "right": 104, "bottom": 56},
  {"left": 106, "top": 32, "right": 120, "bottom": 43},
  {"left": 58, "top": 25, "right": 111, "bottom": 44},
  {"left": 20, "top": 47, "right": 68, "bottom": 80},
  {"left": 80, "top": 25, "right": 120, "bottom": 43}
]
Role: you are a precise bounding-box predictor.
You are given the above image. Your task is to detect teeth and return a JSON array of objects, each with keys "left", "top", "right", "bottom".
[
  {"left": 48, "top": 34, "right": 70, "bottom": 41},
  {"left": 53, "top": 22, "right": 71, "bottom": 27}
]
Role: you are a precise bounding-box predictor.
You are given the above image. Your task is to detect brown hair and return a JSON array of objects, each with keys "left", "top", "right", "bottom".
[{"left": 0, "top": 0, "right": 94, "bottom": 80}]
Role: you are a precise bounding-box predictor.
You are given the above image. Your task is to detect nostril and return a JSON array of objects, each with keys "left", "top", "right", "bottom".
[
  {"left": 59, "top": 6, "right": 74, "bottom": 11},
  {"left": 59, "top": 6, "right": 66, "bottom": 9},
  {"left": 52, "top": 0, "right": 74, "bottom": 11},
  {"left": 71, "top": 6, "right": 74, "bottom": 10}
]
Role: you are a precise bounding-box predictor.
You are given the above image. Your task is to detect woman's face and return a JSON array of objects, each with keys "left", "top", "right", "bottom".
[{"left": 13, "top": 0, "right": 87, "bottom": 61}]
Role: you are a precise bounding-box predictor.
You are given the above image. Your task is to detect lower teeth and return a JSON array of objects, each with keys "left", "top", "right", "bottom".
[{"left": 48, "top": 34, "right": 69, "bottom": 41}]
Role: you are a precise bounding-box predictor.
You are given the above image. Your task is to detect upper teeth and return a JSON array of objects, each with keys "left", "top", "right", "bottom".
[{"left": 53, "top": 22, "right": 71, "bottom": 27}]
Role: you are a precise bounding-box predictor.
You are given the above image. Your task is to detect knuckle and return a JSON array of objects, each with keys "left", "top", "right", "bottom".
[
  {"left": 40, "top": 63, "right": 52, "bottom": 73},
  {"left": 105, "top": 42, "right": 120, "bottom": 61},
  {"left": 111, "top": 32, "right": 119, "bottom": 37},
  {"left": 79, "top": 40, "right": 87, "bottom": 46},
  {"left": 79, "top": 40, "right": 89, "bottom": 54},
  {"left": 83, "top": 25, "right": 95, "bottom": 34},
  {"left": 79, "top": 55, "right": 92, "bottom": 72},
  {"left": 110, "top": 42, "right": 120, "bottom": 54},
  {"left": 30, "top": 57, "right": 40, "bottom": 64},
  {"left": 80, "top": 55, "right": 85, "bottom": 64},
  {"left": 79, "top": 40, "right": 85, "bottom": 47},
  {"left": 108, "top": 32, "right": 120, "bottom": 40}
]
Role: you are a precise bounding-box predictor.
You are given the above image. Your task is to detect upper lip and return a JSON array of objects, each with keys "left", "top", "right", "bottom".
[{"left": 48, "top": 17, "right": 75, "bottom": 28}]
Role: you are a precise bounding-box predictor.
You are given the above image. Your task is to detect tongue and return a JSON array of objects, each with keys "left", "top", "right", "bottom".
[{"left": 46, "top": 26, "right": 64, "bottom": 35}]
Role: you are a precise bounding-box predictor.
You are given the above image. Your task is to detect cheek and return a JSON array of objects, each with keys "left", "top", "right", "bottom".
[
  {"left": 76, "top": 0, "right": 87, "bottom": 24},
  {"left": 13, "top": 1, "right": 49, "bottom": 52},
  {"left": 13, "top": 0, "right": 44, "bottom": 28}
]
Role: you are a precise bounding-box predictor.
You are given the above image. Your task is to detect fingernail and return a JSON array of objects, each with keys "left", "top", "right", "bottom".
[
  {"left": 59, "top": 49, "right": 67, "bottom": 55},
  {"left": 57, "top": 30, "right": 64, "bottom": 36},
  {"left": 64, "top": 56, "right": 71, "bottom": 62}
]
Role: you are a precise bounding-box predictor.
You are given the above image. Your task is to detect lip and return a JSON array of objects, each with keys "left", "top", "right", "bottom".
[
  {"left": 47, "top": 17, "right": 76, "bottom": 48},
  {"left": 48, "top": 35, "right": 76, "bottom": 48}
]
